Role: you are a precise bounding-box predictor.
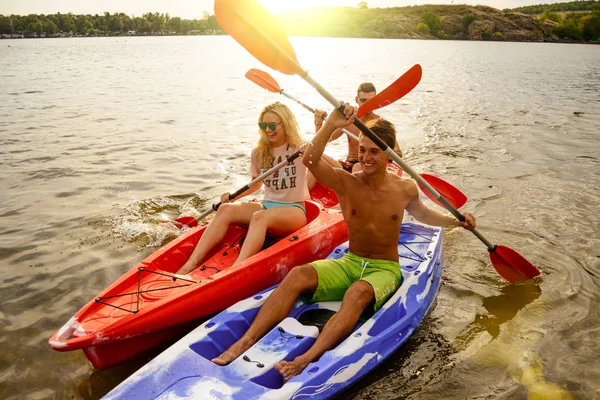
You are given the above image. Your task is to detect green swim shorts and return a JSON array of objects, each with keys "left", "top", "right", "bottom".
[{"left": 302, "top": 251, "right": 402, "bottom": 316}]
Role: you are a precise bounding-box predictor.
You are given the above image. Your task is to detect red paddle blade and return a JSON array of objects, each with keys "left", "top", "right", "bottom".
[
  {"left": 418, "top": 173, "right": 468, "bottom": 209},
  {"left": 357, "top": 64, "right": 422, "bottom": 118},
  {"left": 245, "top": 68, "right": 281, "bottom": 93},
  {"left": 174, "top": 216, "right": 198, "bottom": 228},
  {"left": 215, "top": 0, "right": 305, "bottom": 76},
  {"left": 489, "top": 245, "right": 541, "bottom": 282},
  {"left": 386, "top": 162, "right": 403, "bottom": 177}
]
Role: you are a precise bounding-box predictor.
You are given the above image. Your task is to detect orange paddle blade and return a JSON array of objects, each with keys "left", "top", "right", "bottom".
[
  {"left": 419, "top": 173, "right": 468, "bottom": 209},
  {"left": 489, "top": 245, "right": 541, "bottom": 282},
  {"left": 357, "top": 64, "right": 423, "bottom": 118},
  {"left": 215, "top": 0, "right": 305, "bottom": 76},
  {"left": 245, "top": 68, "right": 281, "bottom": 93}
]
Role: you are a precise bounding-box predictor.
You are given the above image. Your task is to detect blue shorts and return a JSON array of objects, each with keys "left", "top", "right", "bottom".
[{"left": 261, "top": 200, "right": 306, "bottom": 214}]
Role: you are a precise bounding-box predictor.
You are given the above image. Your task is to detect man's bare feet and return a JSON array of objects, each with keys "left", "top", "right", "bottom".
[
  {"left": 274, "top": 356, "right": 310, "bottom": 382},
  {"left": 211, "top": 336, "right": 255, "bottom": 366}
]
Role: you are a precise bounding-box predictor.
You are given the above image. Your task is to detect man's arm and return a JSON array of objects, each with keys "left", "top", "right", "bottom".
[
  {"left": 303, "top": 103, "right": 355, "bottom": 190},
  {"left": 329, "top": 129, "right": 344, "bottom": 142},
  {"left": 405, "top": 182, "right": 476, "bottom": 229}
]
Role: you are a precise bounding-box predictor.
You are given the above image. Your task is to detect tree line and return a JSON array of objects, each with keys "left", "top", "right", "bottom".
[
  {"left": 0, "top": 12, "right": 221, "bottom": 36},
  {"left": 274, "top": 3, "right": 600, "bottom": 42},
  {"left": 506, "top": 0, "right": 598, "bottom": 15},
  {"left": 1, "top": 2, "right": 599, "bottom": 42}
]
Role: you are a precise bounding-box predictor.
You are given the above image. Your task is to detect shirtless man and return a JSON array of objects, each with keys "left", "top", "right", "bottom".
[
  {"left": 211, "top": 102, "right": 476, "bottom": 382},
  {"left": 314, "top": 82, "right": 403, "bottom": 173}
]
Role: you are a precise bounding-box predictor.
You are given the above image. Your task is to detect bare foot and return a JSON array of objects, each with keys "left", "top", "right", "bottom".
[
  {"left": 176, "top": 261, "right": 197, "bottom": 275},
  {"left": 171, "top": 273, "right": 192, "bottom": 281},
  {"left": 211, "top": 336, "right": 255, "bottom": 366},
  {"left": 275, "top": 357, "right": 310, "bottom": 382}
]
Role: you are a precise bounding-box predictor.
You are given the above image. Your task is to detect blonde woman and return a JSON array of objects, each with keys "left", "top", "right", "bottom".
[{"left": 177, "top": 102, "right": 322, "bottom": 275}]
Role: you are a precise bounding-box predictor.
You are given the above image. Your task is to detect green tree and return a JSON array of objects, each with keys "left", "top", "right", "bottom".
[
  {"left": 181, "top": 19, "right": 191, "bottom": 34},
  {"left": 44, "top": 20, "right": 58, "bottom": 34},
  {"left": 0, "top": 15, "right": 12, "bottom": 34},
  {"left": 75, "top": 16, "right": 92, "bottom": 34},
  {"left": 57, "top": 13, "right": 75, "bottom": 32},
  {"left": 555, "top": 18, "right": 582, "bottom": 40},
  {"left": 420, "top": 11, "right": 441, "bottom": 36},
  {"left": 108, "top": 14, "right": 123, "bottom": 32},
  {"left": 166, "top": 16, "right": 182, "bottom": 33},
  {"left": 462, "top": 13, "right": 476, "bottom": 31},
  {"left": 120, "top": 14, "right": 134, "bottom": 31},
  {"left": 144, "top": 12, "right": 166, "bottom": 33},
  {"left": 358, "top": 1, "right": 368, "bottom": 10},
  {"left": 581, "top": 13, "right": 600, "bottom": 40},
  {"left": 415, "top": 22, "right": 430, "bottom": 34},
  {"left": 33, "top": 20, "right": 43, "bottom": 35},
  {"left": 541, "top": 10, "right": 562, "bottom": 23},
  {"left": 138, "top": 19, "right": 152, "bottom": 33}
]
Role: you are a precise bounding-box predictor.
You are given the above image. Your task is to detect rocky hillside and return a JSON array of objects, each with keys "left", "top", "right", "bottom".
[{"left": 278, "top": 4, "right": 598, "bottom": 42}]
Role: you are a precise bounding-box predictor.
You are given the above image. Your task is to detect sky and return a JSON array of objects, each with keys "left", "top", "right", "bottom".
[{"left": 0, "top": 0, "right": 558, "bottom": 18}]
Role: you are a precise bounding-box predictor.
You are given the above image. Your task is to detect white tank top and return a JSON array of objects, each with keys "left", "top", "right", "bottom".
[{"left": 250, "top": 143, "right": 309, "bottom": 203}]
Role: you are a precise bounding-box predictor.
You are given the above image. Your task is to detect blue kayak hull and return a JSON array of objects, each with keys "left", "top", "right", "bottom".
[{"left": 105, "top": 222, "right": 444, "bottom": 400}]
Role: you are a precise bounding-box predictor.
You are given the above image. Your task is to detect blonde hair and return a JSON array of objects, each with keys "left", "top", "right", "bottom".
[{"left": 256, "top": 102, "right": 302, "bottom": 169}]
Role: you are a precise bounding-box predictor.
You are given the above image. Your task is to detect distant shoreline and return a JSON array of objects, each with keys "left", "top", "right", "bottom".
[
  {"left": 1, "top": 3, "right": 598, "bottom": 44},
  {"left": 2, "top": 34, "right": 597, "bottom": 45}
]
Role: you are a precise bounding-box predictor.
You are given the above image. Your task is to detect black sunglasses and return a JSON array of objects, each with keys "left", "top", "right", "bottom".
[
  {"left": 358, "top": 98, "right": 369, "bottom": 103},
  {"left": 258, "top": 122, "right": 282, "bottom": 131}
]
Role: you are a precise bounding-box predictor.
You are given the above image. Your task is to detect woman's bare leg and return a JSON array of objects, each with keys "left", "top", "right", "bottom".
[
  {"left": 235, "top": 206, "right": 307, "bottom": 264},
  {"left": 176, "top": 202, "right": 263, "bottom": 274}
]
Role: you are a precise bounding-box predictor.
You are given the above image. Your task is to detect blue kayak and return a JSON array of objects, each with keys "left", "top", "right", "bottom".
[{"left": 104, "top": 222, "right": 444, "bottom": 400}]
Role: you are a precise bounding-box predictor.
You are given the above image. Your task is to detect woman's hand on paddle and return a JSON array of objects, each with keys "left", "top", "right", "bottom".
[
  {"left": 299, "top": 142, "right": 310, "bottom": 154},
  {"left": 314, "top": 109, "right": 327, "bottom": 129},
  {"left": 220, "top": 192, "right": 232, "bottom": 204},
  {"left": 455, "top": 212, "right": 477, "bottom": 231},
  {"left": 324, "top": 102, "right": 355, "bottom": 130}
]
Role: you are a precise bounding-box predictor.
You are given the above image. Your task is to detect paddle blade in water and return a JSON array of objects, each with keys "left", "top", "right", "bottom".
[
  {"left": 215, "top": 0, "right": 305, "bottom": 76},
  {"left": 489, "top": 245, "right": 541, "bottom": 282},
  {"left": 245, "top": 68, "right": 281, "bottom": 93},
  {"left": 357, "top": 64, "right": 423, "bottom": 118},
  {"left": 419, "top": 173, "right": 468, "bottom": 209},
  {"left": 174, "top": 216, "right": 198, "bottom": 228}
]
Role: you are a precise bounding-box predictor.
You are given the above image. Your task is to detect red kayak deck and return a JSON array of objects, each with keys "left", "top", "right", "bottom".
[{"left": 49, "top": 185, "right": 347, "bottom": 369}]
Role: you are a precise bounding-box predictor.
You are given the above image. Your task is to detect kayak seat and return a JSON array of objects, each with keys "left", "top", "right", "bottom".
[{"left": 239, "top": 201, "right": 322, "bottom": 250}]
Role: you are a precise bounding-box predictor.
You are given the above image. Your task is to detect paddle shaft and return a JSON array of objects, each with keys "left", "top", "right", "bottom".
[
  {"left": 280, "top": 90, "right": 357, "bottom": 145},
  {"left": 280, "top": 89, "right": 474, "bottom": 211},
  {"left": 301, "top": 73, "right": 496, "bottom": 251},
  {"left": 194, "top": 149, "right": 303, "bottom": 221}
]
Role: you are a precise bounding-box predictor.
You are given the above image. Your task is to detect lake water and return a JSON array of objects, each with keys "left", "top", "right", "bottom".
[{"left": 0, "top": 36, "right": 599, "bottom": 399}]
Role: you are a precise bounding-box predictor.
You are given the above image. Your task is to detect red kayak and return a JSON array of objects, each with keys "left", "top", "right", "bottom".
[{"left": 49, "top": 184, "right": 347, "bottom": 369}]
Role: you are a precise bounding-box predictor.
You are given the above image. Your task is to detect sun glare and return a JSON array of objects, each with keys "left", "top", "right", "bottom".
[{"left": 257, "top": 0, "right": 352, "bottom": 14}]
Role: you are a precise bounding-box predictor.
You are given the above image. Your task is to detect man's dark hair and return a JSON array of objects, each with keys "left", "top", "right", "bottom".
[
  {"left": 364, "top": 119, "right": 396, "bottom": 149},
  {"left": 357, "top": 82, "right": 376, "bottom": 97}
]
